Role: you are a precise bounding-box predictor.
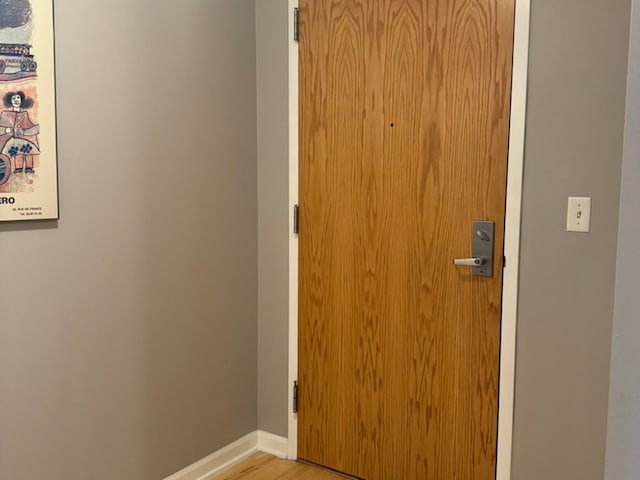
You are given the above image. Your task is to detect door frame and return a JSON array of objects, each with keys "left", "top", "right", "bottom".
[{"left": 286, "top": 1, "right": 532, "bottom": 478}]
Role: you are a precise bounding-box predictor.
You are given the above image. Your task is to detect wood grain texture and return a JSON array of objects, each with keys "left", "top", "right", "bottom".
[
  {"left": 209, "top": 452, "right": 354, "bottom": 480},
  {"left": 298, "top": 1, "right": 515, "bottom": 479}
]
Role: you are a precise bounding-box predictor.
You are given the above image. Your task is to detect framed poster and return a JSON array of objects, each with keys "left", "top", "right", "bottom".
[{"left": 0, "top": 0, "right": 58, "bottom": 221}]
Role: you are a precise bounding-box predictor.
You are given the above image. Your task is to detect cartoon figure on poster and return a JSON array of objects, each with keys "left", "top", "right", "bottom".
[{"left": 0, "top": 90, "right": 39, "bottom": 174}]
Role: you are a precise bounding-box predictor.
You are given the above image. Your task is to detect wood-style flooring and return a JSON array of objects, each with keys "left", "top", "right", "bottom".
[{"left": 209, "top": 452, "right": 354, "bottom": 480}]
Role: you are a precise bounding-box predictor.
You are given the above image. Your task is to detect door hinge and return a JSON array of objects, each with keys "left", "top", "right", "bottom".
[
  {"left": 293, "top": 8, "right": 299, "bottom": 42},
  {"left": 293, "top": 380, "right": 299, "bottom": 413},
  {"left": 293, "top": 204, "right": 300, "bottom": 235}
]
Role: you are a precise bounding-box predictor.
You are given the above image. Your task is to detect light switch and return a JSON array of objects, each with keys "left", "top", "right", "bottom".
[{"left": 567, "top": 196, "right": 591, "bottom": 233}]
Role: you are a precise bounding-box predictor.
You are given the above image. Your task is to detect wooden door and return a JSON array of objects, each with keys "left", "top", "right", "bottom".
[{"left": 298, "top": 1, "right": 515, "bottom": 479}]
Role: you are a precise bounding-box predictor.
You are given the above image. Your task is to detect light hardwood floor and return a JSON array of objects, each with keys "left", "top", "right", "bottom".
[{"left": 209, "top": 452, "right": 354, "bottom": 480}]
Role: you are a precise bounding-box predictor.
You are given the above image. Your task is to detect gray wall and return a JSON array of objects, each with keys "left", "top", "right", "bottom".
[
  {"left": 512, "top": 1, "right": 631, "bottom": 479},
  {"left": 605, "top": 0, "right": 640, "bottom": 478},
  {"left": 256, "top": 0, "right": 290, "bottom": 438},
  {"left": 0, "top": 1, "right": 258, "bottom": 479}
]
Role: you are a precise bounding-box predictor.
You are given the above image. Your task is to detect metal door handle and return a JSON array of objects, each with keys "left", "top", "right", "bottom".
[
  {"left": 452, "top": 220, "right": 495, "bottom": 277},
  {"left": 453, "top": 257, "right": 487, "bottom": 267}
]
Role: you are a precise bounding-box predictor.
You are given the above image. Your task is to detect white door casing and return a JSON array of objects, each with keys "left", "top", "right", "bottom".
[{"left": 286, "top": 2, "right": 532, "bottom": 478}]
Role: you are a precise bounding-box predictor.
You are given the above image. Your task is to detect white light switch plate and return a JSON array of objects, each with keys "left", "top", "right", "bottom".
[{"left": 567, "top": 196, "right": 591, "bottom": 232}]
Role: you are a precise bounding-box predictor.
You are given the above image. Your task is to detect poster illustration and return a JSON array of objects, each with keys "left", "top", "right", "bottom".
[{"left": 0, "top": 0, "right": 57, "bottom": 221}]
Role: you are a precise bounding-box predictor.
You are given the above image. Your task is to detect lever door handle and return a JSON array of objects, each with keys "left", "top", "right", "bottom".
[
  {"left": 453, "top": 221, "right": 495, "bottom": 277},
  {"left": 453, "top": 257, "right": 487, "bottom": 267}
]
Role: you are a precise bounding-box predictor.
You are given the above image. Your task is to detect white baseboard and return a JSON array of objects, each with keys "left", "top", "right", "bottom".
[
  {"left": 163, "top": 431, "right": 258, "bottom": 480},
  {"left": 164, "top": 431, "right": 289, "bottom": 480},
  {"left": 257, "top": 431, "right": 288, "bottom": 459}
]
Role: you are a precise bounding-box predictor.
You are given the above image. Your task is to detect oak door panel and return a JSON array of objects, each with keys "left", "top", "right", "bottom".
[{"left": 299, "top": 1, "right": 515, "bottom": 478}]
